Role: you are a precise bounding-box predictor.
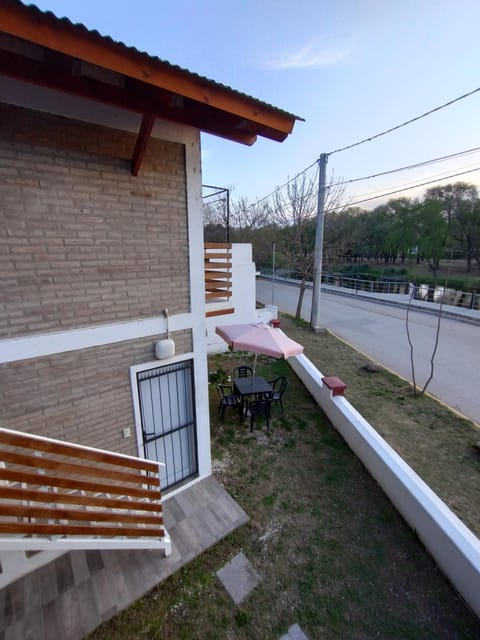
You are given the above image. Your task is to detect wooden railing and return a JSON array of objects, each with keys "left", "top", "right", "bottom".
[
  {"left": 0, "top": 427, "right": 171, "bottom": 553},
  {"left": 204, "top": 242, "right": 234, "bottom": 318}
]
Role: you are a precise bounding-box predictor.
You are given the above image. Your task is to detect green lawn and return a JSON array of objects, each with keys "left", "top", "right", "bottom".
[{"left": 89, "top": 320, "right": 480, "bottom": 639}]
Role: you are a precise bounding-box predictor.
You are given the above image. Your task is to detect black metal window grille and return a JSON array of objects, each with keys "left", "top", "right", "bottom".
[{"left": 137, "top": 360, "right": 198, "bottom": 490}]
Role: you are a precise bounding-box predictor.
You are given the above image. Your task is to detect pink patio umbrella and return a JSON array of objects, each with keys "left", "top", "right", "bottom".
[{"left": 215, "top": 322, "right": 304, "bottom": 376}]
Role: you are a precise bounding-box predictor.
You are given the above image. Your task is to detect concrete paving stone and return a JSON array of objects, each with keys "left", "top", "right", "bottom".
[
  {"left": 173, "top": 490, "right": 199, "bottom": 518},
  {"left": 163, "top": 497, "right": 186, "bottom": 527},
  {"left": 136, "top": 550, "right": 164, "bottom": 587},
  {"left": 73, "top": 580, "right": 103, "bottom": 638},
  {"left": 0, "top": 476, "right": 249, "bottom": 639},
  {"left": 100, "top": 606, "right": 118, "bottom": 623},
  {"left": 3, "top": 582, "right": 23, "bottom": 626},
  {"left": 42, "top": 600, "right": 59, "bottom": 640},
  {"left": 0, "top": 589, "right": 5, "bottom": 633},
  {"left": 172, "top": 519, "right": 201, "bottom": 559},
  {"left": 38, "top": 561, "right": 59, "bottom": 607},
  {"left": 203, "top": 475, "right": 227, "bottom": 499},
  {"left": 21, "top": 575, "right": 44, "bottom": 640},
  {"left": 69, "top": 551, "right": 90, "bottom": 586},
  {"left": 53, "top": 586, "right": 83, "bottom": 640},
  {"left": 187, "top": 482, "right": 211, "bottom": 509},
  {"left": 4, "top": 620, "right": 23, "bottom": 640},
  {"left": 210, "top": 494, "right": 244, "bottom": 529},
  {"left": 189, "top": 509, "right": 218, "bottom": 548},
  {"left": 54, "top": 554, "right": 74, "bottom": 594},
  {"left": 90, "top": 568, "right": 118, "bottom": 619},
  {"left": 85, "top": 550, "right": 104, "bottom": 575},
  {"left": 201, "top": 504, "right": 230, "bottom": 540},
  {"left": 279, "top": 623, "right": 310, "bottom": 640},
  {"left": 116, "top": 551, "right": 150, "bottom": 601},
  {"left": 216, "top": 552, "right": 260, "bottom": 605}
]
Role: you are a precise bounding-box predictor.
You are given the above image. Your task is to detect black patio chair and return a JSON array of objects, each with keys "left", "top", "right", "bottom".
[
  {"left": 248, "top": 398, "right": 272, "bottom": 432},
  {"left": 232, "top": 365, "right": 253, "bottom": 378},
  {"left": 254, "top": 390, "right": 273, "bottom": 401},
  {"left": 216, "top": 384, "right": 240, "bottom": 421},
  {"left": 268, "top": 376, "right": 289, "bottom": 412}
]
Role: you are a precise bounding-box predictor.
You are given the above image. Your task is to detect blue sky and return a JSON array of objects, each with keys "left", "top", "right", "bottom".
[{"left": 32, "top": 0, "right": 480, "bottom": 208}]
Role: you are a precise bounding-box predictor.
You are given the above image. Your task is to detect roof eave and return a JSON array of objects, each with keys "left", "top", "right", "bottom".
[{"left": 0, "top": 0, "right": 301, "bottom": 143}]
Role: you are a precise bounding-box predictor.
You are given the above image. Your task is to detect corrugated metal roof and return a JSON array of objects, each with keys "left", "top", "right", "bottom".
[{"left": 16, "top": 0, "right": 303, "bottom": 122}]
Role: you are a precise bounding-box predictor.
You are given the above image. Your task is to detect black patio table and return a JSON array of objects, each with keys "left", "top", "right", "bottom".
[{"left": 232, "top": 375, "right": 273, "bottom": 421}]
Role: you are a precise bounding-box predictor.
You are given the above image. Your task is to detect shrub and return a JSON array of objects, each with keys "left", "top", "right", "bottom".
[{"left": 208, "top": 367, "right": 229, "bottom": 385}]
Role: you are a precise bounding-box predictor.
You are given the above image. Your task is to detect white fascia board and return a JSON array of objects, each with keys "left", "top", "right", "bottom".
[{"left": 0, "top": 313, "right": 193, "bottom": 364}]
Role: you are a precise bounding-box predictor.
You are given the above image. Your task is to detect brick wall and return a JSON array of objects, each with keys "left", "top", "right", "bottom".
[
  {"left": 0, "top": 330, "right": 193, "bottom": 455},
  {"left": 0, "top": 103, "right": 190, "bottom": 339}
]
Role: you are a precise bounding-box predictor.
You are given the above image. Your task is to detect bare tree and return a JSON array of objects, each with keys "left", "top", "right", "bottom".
[
  {"left": 271, "top": 173, "right": 317, "bottom": 318},
  {"left": 270, "top": 170, "right": 347, "bottom": 318},
  {"left": 231, "top": 197, "right": 272, "bottom": 231}
]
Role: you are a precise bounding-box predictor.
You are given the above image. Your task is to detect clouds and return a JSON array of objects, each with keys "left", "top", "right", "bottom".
[{"left": 262, "top": 41, "right": 351, "bottom": 70}]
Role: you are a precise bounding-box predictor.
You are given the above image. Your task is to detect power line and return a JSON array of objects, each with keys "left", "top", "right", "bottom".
[
  {"left": 290, "top": 162, "right": 480, "bottom": 218},
  {"left": 328, "top": 165, "right": 480, "bottom": 211},
  {"left": 247, "top": 160, "right": 318, "bottom": 210},
  {"left": 244, "top": 137, "right": 480, "bottom": 213},
  {"left": 328, "top": 86, "right": 480, "bottom": 156},
  {"left": 329, "top": 145, "right": 480, "bottom": 187},
  {"left": 237, "top": 84, "right": 480, "bottom": 211},
  {"left": 351, "top": 160, "right": 480, "bottom": 198}
]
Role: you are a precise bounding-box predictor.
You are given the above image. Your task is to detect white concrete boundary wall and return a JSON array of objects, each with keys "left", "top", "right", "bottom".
[{"left": 289, "top": 352, "right": 480, "bottom": 618}]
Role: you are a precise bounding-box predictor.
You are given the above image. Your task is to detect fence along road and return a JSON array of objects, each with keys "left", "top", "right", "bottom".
[{"left": 256, "top": 278, "right": 480, "bottom": 425}]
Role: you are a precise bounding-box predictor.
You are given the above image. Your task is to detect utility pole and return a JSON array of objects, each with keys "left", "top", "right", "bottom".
[
  {"left": 226, "top": 188, "right": 230, "bottom": 243},
  {"left": 271, "top": 240, "right": 276, "bottom": 306},
  {"left": 310, "top": 153, "right": 328, "bottom": 332}
]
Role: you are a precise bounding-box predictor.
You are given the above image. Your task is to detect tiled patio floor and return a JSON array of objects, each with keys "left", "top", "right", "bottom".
[{"left": 0, "top": 475, "right": 248, "bottom": 640}]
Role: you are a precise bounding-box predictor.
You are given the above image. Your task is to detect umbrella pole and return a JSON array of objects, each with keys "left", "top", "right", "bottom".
[{"left": 253, "top": 353, "right": 258, "bottom": 380}]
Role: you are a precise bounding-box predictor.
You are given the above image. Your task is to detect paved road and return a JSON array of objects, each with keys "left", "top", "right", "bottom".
[{"left": 257, "top": 279, "right": 480, "bottom": 425}]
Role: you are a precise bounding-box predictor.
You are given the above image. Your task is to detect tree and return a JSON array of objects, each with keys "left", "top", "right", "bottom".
[
  {"left": 272, "top": 172, "right": 318, "bottom": 319},
  {"left": 424, "top": 182, "right": 480, "bottom": 271},
  {"left": 266, "top": 170, "right": 349, "bottom": 319},
  {"left": 323, "top": 207, "right": 366, "bottom": 267},
  {"left": 358, "top": 206, "right": 393, "bottom": 263},
  {"left": 416, "top": 199, "right": 448, "bottom": 277},
  {"left": 450, "top": 192, "right": 480, "bottom": 272},
  {"left": 230, "top": 197, "right": 271, "bottom": 232},
  {"left": 202, "top": 189, "right": 230, "bottom": 242},
  {"left": 386, "top": 198, "right": 419, "bottom": 264}
]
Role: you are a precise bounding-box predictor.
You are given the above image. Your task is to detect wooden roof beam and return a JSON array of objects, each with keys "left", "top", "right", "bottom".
[{"left": 131, "top": 114, "right": 155, "bottom": 176}]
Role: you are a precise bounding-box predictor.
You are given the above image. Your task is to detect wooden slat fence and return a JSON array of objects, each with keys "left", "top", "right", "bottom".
[
  {"left": 204, "top": 242, "right": 232, "bottom": 302},
  {"left": 204, "top": 242, "right": 235, "bottom": 317},
  {"left": 0, "top": 428, "right": 171, "bottom": 551}
]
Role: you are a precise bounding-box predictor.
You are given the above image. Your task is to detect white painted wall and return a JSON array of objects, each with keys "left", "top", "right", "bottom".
[
  {"left": 184, "top": 131, "right": 212, "bottom": 485},
  {"left": 289, "top": 352, "right": 480, "bottom": 619}
]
